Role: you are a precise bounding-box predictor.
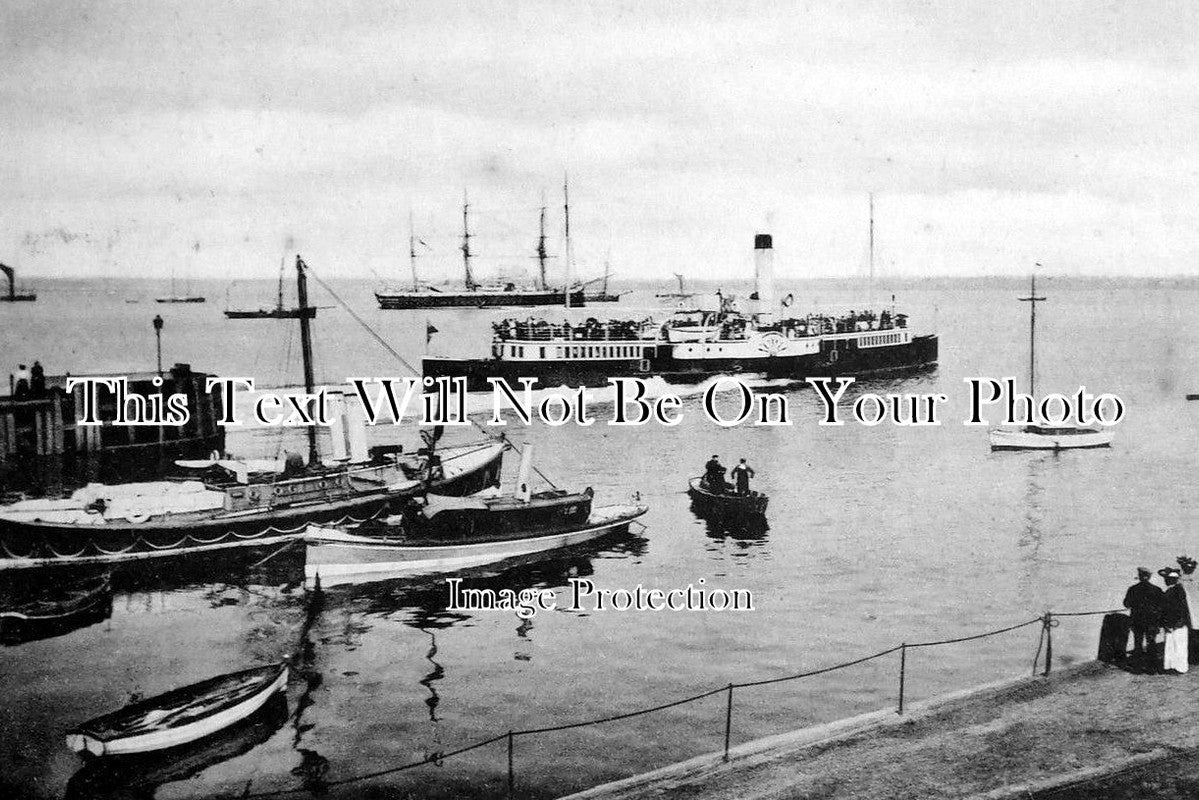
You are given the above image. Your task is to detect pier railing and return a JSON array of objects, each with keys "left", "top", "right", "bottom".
[{"left": 243, "top": 606, "right": 1122, "bottom": 799}]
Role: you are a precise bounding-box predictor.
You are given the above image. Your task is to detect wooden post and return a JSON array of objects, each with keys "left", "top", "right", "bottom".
[
  {"left": 507, "top": 730, "right": 515, "bottom": 795},
  {"left": 1043, "top": 614, "right": 1053, "bottom": 677},
  {"left": 898, "top": 644, "right": 907, "bottom": 715},
  {"left": 723, "top": 683, "right": 734, "bottom": 761},
  {"left": 50, "top": 391, "right": 64, "bottom": 453}
]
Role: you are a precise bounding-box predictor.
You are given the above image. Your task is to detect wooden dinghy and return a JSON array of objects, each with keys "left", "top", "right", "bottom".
[
  {"left": 0, "top": 573, "right": 112, "bottom": 643},
  {"left": 66, "top": 663, "right": 288, "bottom": 757},
  {"left": 688, "top": 476, "right": 768, "bottom": 518},
  {"left": 64, "top": 694, "right": 288, "bottom": 799}
]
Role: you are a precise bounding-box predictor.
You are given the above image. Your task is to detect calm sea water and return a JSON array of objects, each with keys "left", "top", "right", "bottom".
[{"left": 1, "top": 276, "right": 1197, "bottom": 799}]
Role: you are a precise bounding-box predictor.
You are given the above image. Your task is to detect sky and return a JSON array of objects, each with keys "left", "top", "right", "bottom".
[{"left": 2, "top": 0, "right": 1198, "bottom": 281}]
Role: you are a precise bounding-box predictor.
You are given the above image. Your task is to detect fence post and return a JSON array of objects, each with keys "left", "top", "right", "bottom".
[
  {"left": 898, "top": 643, "right": 907, "bottom": 715},
  {"left": 1043, "top": 613, "right": 1053, "bottom": 677},
  {"left": 723, "top": 683, "right": 734, "bottom": 762},
  {"left": 507, "top": 730, "right": 514, "bottom": 796}
]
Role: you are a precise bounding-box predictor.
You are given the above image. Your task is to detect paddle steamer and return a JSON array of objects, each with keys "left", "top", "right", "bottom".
[{"left": 424, "top": 234, "right": 939, "bottom": 390}]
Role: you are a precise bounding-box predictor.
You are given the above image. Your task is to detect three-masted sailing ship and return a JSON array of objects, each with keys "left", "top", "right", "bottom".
[{"left": 375, "top": 188, "right": 585, "bottom": 310}]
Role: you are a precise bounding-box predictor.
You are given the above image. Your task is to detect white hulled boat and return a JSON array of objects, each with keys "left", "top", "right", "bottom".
[{"left": 988, "top": 272, "right": 1113, "bottom": 452}]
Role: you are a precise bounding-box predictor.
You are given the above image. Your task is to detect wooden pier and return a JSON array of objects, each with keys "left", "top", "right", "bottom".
[{"left": 0, "top": 363, "right": 223, "bottom": 494}]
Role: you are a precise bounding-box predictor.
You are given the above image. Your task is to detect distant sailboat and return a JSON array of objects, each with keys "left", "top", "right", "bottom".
[
  {"left": 989, "top": 272, "right": 1113, "bottom": 451},
  {"left": 655, "top": 273, "right": 695, "bottom": 302},
  {"left": 0, "top": 263, "right": 37, "bottom": 302},
  {"left": 157, "top": 244, "right": 206, "bottom": 303},
  {"left": 585, "top": 257, "right": 625, "bottom": 303},
  {"left": 224, "top": 254, "right": 315, "bottom": 319}
]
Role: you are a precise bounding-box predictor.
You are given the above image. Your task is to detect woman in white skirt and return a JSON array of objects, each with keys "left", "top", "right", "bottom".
[{"left": 1159, "top": 566, "right": 1190, "bottom": 674}]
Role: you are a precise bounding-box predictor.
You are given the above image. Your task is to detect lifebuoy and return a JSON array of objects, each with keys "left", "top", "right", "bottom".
[
  {"left": 829, "top": 348, "right": 839, "bottom": 363},
  {"left": 125, "top": 513, "right": 151, "bottom": 524},
  {"left": 781, "top": 293, "right": 794, "bottom": 308}
]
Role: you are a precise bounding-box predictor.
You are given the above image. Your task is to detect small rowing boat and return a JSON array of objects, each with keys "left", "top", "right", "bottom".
[
  {"left": 687, "top": 476, "right": 768, "bottom": 518},
  {"left": 0, "top": 573, "right": 112, "bottom": 643},
  {"left": 65, "top": 663, "right": 288, "bottom": 757},
  {"left": 65, "top": 694, "right": 288, "bottom": 799}
]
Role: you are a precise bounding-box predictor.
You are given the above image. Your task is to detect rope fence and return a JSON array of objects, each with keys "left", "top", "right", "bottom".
[{"left": 242, "top": 606, "right": 1121, "bottom": 799}]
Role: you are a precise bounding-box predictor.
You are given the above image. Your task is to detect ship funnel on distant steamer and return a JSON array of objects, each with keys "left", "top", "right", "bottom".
[{"left": 754, "top": 233, "right": 776, "bottom": 323}]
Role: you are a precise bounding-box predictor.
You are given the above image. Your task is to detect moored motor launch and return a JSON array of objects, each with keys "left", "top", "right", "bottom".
[{"left": 754, "top": 233, "right": 776, "bottom": 323}]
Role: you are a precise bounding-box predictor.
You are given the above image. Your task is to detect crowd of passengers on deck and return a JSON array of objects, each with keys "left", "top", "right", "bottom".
[{"left": 492, "top": 309, "right": 907, "bottom": 343}]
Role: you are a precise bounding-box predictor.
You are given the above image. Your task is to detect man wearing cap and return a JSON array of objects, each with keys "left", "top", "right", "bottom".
[
  {"left": 704, "top": 455, "right": 727, "bottom": 494},
  {"left": 1159, "top": 567, "right": 1190, "bottom": 674},
  {"left": 1123, "top": 567, "right": 1163, "bottom": 665}
]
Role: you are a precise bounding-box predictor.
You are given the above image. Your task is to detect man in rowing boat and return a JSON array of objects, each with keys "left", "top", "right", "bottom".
[
  {"left": 731, "top": 459, "right": 755, "bottom": 496},
  {"left": 704, "top": 455, "right": 727, "bottom": 494}
]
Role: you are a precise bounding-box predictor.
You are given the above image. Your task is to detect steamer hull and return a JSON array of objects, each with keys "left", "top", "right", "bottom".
[
  {"left": 424, "top": 334, "right": 939, "bottom": 392},
  {"left": 376, "top": 289, "right": 586, "bottom": 309}
]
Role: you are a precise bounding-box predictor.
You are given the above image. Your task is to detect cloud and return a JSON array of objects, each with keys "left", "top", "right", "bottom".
[{"left": 1, "top": 1, "right": 1197, "bottom": 277}]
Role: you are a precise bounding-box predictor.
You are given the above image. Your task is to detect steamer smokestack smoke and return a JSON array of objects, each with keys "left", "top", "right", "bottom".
[{"left": 754, "top": 234, "right": 776, "bottom": 323}]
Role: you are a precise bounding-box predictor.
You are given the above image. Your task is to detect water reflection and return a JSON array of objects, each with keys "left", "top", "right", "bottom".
[
  {"left": 63, "top": 693, "right": 288, "bottom": 800},
  {"left": 0, "top": 573, "right": 113, "bottom": 645},
  {"left": 699, "top": 513, "right": 770, "bottom": 544},
  {"left": 1018, "top": 454, "right": 1049, "bottom": 575},
  {"left": 418, "top": 629, "right": 444, "bottom": 722},
  {"left": 319, "top": 528, "right": 649, "bottom": 629}
]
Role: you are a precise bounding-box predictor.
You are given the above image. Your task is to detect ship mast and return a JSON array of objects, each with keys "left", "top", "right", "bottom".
[
  {"left": 295, "top": 256, "right": 319, "bottom": 466},
  {"left": 276, "top": 253, "right": 285, "bottom": 311},
  {"left": 1018, "top": 267, "right": 1046, "bottom": 396},
  {"left": 868, "top": 193, "right": 875, "bottom": 310},
  {"left": 563, "top": 175, "right": 573, "bottom": 309},
  {"left": 537, "top": 192, "right": 549, "bottom": 291},
  {"left": 461, "top": 190, "right": 476, "bottom": 291},
  {"left": 409, "top": 210, "right": 419, "bottom": 291}
]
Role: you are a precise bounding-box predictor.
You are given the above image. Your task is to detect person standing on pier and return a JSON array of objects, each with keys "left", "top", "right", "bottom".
[
  {"left": 1159, "top": 567, "right": 1190, "bottom": 674},
  {"left": 1123, "top": 567, "right": 1162, "bottom": 665},
  {"left": 30, "top": 360, "right": 45, "bottom": 397},
  {"left": 13, "top": 363, "right": 30, "bottom": 399},
  {"left": 1175, "top": 555, "right": 1199, "bottom": 663},
  {"left": 732, "top": 458, "right": 755, "bottom": 496}
]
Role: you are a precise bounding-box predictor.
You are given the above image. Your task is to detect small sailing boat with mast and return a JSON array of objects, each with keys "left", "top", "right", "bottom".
[
  {"left": 655, "top": 273, "right": 695, "bottom": 303},
  {"left": 0, "top": 263, "right": 36, "bottom": 302},
  {"left": 224, "top": 253, "right": 317, "bottom": 319},
  {"left": 156, "top": 247, "right": 205, "bottom": 303},
  {"left": 989, "top": 271, "right": 1113, "bottom": 451},
  {"left": 375, "top": 188, "right": 586, "bottom": 309},
  {"left": 584, "top": 255, "right": 625, "bottom": 303}
]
